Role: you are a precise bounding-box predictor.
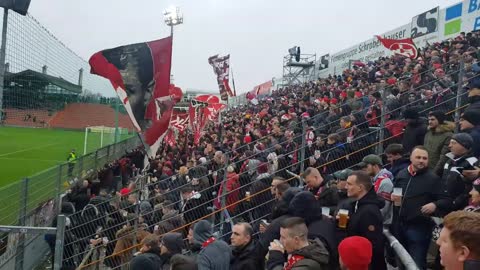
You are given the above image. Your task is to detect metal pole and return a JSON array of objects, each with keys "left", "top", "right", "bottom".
[
  {"left": 83, "top": 127, "right": 88, "bottom": 155},
  {"left": 378, "top": 88, "right": 386, "bottom": 154},
  {"left": 53, "top": 215, "right": 66, "bottom": 270},
  {"left": 114, "top": 98, "right": 119, "bottom": 144},
  {"left": 15, "top": 177, "right": 28, "bottom": 270},
  {"left": 219, "top": 153, "right": 229, "bottom": 237},
  {"left": 0, "top": 9, "right": 8, "bottom": 120},
  {"left": 94, "top": 150, "right": 98, "bottom": 170},
  {"left": 299, "top": 121, "right": 307, "bottom": 176},
  {"left": 455, "top": 60, "right": 465, "bottom": 133},
  {"left": 56, "top": 165, "right": 63, "bottom": 214},
  {"left": 100, "top": 126, "right": 104, "bottom": 148}
]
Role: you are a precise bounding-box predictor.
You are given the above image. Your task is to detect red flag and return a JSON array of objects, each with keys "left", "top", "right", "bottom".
[
  {"left": 376, "top": 36, "right": 418, "bottom": 59},
  {"left": 195, "top": 94, "right": 220, "bottom": 104},
  {"left": 189, "top": 100, "right": 208, "bottom": 145},
  {"left": 205, "top": 103, "right": 226, "bottom": 122},
  {"left": 169, "top": 84, "right": 183, "bottom": 103},
  {"left": 164, "top": 129, "right": 176, "bottom": 147},
  {"left": 89, "top": 36, "right": 175, "bottom": 158}
]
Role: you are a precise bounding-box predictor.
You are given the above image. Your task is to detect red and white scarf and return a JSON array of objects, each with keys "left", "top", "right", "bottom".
[
  {"left": 202, "top": 237, "right": 216, "bottom": 248},
  {"left": 284, "top": 254, "right": 305, "bottom": 270}
]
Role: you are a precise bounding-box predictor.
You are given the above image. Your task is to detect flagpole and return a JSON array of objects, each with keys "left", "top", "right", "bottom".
[{"left": 231, "top": 66, "right": 237, "bottom": 97}]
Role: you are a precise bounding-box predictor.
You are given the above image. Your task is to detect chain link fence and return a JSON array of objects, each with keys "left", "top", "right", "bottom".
[{"left": 0, "top": 135, "right": 141, "bottom": 270}]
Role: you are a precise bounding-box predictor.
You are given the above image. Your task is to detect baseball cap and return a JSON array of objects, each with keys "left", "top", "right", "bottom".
[
  {"left": 333, "top": 169, "right": 353, "bottom": 181},
  {"left": 356, "top": 154, "right": 383, "bottom": 168}
]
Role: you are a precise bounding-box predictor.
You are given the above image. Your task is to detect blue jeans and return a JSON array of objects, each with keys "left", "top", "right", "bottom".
[{"left": 400, "top": 223, "right": 432, "bottom": 270}]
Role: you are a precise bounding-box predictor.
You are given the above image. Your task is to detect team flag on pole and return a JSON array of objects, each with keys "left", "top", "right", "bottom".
[
  {"left": 208, "top": 54, "right": 234, "bottom": 100},
  {"left": 89, "top": 36, "right": 177, "bottom": 158}
]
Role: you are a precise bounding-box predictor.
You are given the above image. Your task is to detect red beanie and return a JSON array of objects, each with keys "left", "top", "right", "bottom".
[
  {"left": 330, "top": 98, "right": 338, "bottom": 105},
  {"left": 338, "top": 236, "right": 372, "bottom": 270},
  {"left": 244, "top": 135, "right": 252, "bottom": 144},
  {"left": 387, "top": 77, "right": 397, "bottom": 85}
]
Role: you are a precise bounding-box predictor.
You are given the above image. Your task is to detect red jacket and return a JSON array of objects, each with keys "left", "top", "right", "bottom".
[{"left": 215, "top": 172, "right": 240, "bottom": 213}]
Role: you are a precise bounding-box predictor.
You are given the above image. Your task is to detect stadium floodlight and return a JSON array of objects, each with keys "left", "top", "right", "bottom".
[{"left": 164, "top": 6, "right": 183, "bottom": 35}]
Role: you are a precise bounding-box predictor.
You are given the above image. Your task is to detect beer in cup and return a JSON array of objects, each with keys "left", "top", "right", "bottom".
[
  {"left": 338, "top": 209, "right": 349, "bottom": 229},
  {"left": 393, "top": 187, "right": 403, "bottom": 206},
  {"left": 245, "top": 191, "right": 251, "bottom": 202}
]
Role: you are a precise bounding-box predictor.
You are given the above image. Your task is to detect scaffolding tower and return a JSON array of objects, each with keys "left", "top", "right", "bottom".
[{"left": 282, "top": 52, "right": 316, "bottom": 86}]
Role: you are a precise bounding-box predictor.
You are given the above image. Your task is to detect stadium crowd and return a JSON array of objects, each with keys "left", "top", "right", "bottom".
[{"left": 49, "top": 31, "right": 480, "bottom": 270}]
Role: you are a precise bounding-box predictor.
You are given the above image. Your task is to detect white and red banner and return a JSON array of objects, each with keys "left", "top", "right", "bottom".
[
  {"left": 208, "top": 54, "right": 234, "bottom": 101},
  {"left": 89, "top": 36, "right": 180, "bottom": 158},
  {"left": 170, "top": 111, "right": 189, "bottom": 133},
  {"left": 376, "top": 36, "right": 418, "bottom": 59}
]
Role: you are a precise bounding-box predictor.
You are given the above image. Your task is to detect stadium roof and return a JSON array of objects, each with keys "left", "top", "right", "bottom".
[{"left": 4, "top": 69, "right": 82, "bottom": 94}]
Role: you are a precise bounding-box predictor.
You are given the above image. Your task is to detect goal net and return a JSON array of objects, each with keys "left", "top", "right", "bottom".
[{"left": 83, "top": 126, "right": 129, "bottom": 154}]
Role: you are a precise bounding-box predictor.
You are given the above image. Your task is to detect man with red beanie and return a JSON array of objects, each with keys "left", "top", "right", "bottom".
[{"left": 338, "top": 236, "right": 372, "bottom": 270}]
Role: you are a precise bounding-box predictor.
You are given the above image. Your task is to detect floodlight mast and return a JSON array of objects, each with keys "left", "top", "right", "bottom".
[{"left": 163, "top": 6, "right": 183, "bottom": 37}]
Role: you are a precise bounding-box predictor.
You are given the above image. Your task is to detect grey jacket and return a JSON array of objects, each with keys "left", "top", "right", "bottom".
[
  {"left": 197, "top": 240, "right": 232, "bottom": 270},
  {"left": 372, "top": 169, "right": 394, "bottom": 225}
]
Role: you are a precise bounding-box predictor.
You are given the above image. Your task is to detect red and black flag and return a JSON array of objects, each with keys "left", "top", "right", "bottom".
[
  {"left": 89, "top": 36, "right": 175, "bottom": 157},
  {"left": 189, "top": 99, "right": 208, "bottom": 145},
  {"left": 376, "top": 36, "right": 418, "bottom": 59},
  {"left": 208, "top": 54, "right": 234, "bottom": 101}
]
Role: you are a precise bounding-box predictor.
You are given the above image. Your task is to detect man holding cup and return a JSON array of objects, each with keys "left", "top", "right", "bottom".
[
  {"left": 267, "top": 217, "right": 330, "bottom": 270},
  {"left": 391, "top": 146, "right": 452, "bottom": 270},
  {"left": 344, "top": 170, "right": 387, "bottom": 270}
]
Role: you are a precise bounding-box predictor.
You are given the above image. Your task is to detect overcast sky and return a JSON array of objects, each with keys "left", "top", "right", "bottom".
[{"left": 29, "top": 0, "right": 459, "bottom": 94}]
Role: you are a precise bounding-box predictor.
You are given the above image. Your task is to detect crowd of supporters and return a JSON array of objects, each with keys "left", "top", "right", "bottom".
[{"left": 49, "top": 31, "right": 480, "bottom": 270}]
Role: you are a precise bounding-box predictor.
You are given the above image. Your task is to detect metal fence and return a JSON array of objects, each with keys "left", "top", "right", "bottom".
[
  {"left": 54, "top": 59, "right": 474, "bottom": 270},
  {"left": 0, "top": 135, "right": 141, "bottom": 269}
]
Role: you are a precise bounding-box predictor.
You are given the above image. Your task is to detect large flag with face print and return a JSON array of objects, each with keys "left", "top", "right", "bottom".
[{"left": 89, "top": 36, "right": 176, "bottom": 158}]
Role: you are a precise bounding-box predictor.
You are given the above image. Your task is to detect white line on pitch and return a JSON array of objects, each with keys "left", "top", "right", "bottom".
[
  {"left": 0, "top": 142, "right": 60, "bottom": 157},
  {"left": 0, "top": 157, "right": 63, "bottom": 162}
]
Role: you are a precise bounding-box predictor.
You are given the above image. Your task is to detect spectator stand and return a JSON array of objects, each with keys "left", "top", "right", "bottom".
[{"left": 55, "top": 57, "right": 474, "bottom": 270}]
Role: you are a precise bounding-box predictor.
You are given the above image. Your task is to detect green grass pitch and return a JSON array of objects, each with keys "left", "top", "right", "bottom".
[
  {"left": 0, "top": 126, "right": 131, "bottom": 225},
  {"left": 0, "top": 126, "right": 123, "bottom": 187}
]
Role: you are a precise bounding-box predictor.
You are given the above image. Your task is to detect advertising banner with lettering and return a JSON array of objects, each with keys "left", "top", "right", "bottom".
[
  {"left": 441, "top": 0, "right": 480, "bottom": 38},
  {"left": 411, "top": 7, "right": 440, "bottom": 38},
  {"left": 327, "top": 24, "right": 409, "bottom": 74}
]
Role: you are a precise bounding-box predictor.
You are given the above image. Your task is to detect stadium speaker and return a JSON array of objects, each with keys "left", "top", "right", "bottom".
[
  {"left": 295, "top": 46, "right": 301, "bottom": 62},
  {"left": 0, "top": 0, "right": 32, "bottom": 16}
]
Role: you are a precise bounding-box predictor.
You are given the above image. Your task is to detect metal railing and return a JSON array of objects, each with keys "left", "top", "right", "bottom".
[{"left": 0, "top": 135, "right": 141, "bottom": 270}]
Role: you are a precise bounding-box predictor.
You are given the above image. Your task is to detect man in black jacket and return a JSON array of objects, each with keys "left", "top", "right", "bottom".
[
  {"left": 391, "top": 146, "right": 452, "bottom": 270},
  {"left": 441, "top": 133, "right": 478, "bottom": 210},
  {"left": 401, "top": 108, "right": 427, "bottom": 154},
  {"left": 384, "top": 143, "right": 410, "bottom": 179},
  {"left": 344, "top": 170, "right": 386, "bottom": 270},
  {"left": 230, "top": 223, "right": 264, "bottom": 270},
  {"left": 303, "top": 167, "right": 339, "bottom": 207}
]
